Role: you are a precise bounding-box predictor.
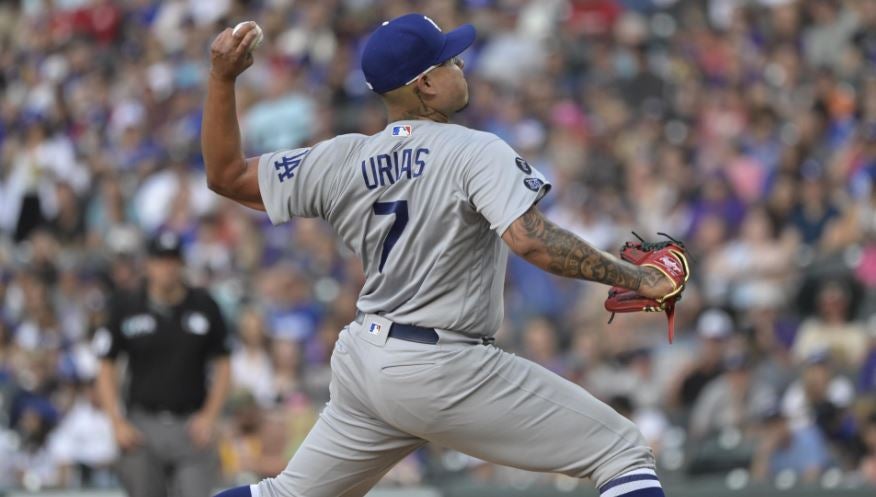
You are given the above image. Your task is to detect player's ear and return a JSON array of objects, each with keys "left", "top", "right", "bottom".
[{"left": 416, "top": 73, "right": 439, "bottom": 97}]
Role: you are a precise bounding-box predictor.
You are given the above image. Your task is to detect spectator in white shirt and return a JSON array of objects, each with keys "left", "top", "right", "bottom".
[{"left": 231, "top": 307, "right": 276, "bottom": 408}]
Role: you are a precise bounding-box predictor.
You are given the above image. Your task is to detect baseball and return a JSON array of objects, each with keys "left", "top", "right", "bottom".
[{"left": 232, "top": 21, "right": 264, "bottom": 52}]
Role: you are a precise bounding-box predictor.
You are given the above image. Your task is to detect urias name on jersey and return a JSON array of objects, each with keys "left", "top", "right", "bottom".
[{"left": 361, "top": 147, "right": 430, "bottom": 189}]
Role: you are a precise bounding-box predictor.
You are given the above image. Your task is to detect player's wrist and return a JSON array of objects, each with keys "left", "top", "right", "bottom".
[{"left": 209, "top": 68, "right": 238, "bottom": 84}]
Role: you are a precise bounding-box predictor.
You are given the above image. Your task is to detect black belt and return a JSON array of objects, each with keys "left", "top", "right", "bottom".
[
  {"left": 389, "top": 323, "right": 440, "bottom": 344},
  {"left": 355, "top": 312, "right": 494, "bottom": 346}
]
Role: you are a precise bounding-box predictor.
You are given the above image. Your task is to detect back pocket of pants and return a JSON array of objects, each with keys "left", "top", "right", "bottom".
[{"left": 380, "top": 362, "right": 439, "bottom": 378}]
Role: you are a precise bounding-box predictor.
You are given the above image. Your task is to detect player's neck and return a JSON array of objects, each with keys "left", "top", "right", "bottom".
[
  {"left": 387, "top": 108, "right": 449, "bottom": 123},
  {"left": 383, "top": 86, "right": 452, "bottom": 123},
  {"left": 385, "top": 91, "right": 449, "bottom": 123}
]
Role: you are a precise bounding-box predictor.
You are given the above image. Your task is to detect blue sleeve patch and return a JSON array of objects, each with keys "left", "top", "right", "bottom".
[
  {"left": 515, "top": 157, "right": 532, "bottom": 175},
  {"left": 274, "top": 149, "right": 310, "bottom": 182},
  {"left": 524, "top": 177, "right": 544, "bottom": 191}
]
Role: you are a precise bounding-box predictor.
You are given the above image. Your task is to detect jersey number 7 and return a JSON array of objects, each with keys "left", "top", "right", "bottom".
[{"left": 373, "top": 200, "right": 409, "bottom": 273}]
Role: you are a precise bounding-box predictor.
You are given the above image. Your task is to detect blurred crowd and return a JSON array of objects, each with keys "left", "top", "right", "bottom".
[{"left": 2, "top": 0, "right": 876, "bottom": 492}]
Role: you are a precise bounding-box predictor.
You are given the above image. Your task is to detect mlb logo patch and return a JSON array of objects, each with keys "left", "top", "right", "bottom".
[
  {"left": 369, "top": 322, "right": 383, "bottom": 335},
  {"left": 392, "top": 125, "right": 412, "bottom": 137}
]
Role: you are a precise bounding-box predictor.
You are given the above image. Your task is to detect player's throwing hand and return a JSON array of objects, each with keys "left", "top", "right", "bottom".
[{"left": 209, "top": 22, "right": 260, "bottom": 81}]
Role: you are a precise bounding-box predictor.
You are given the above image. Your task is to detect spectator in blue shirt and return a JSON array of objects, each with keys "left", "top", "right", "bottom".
[{"left": 751, "top": 407, "right": 832, "bottom": 484}]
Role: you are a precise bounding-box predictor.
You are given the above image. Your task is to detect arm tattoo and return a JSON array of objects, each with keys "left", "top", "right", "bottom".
[{"left": 509, "top": 207, "right": 662, "bottom": 290}]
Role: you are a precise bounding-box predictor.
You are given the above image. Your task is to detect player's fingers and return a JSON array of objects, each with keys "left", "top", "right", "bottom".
[
  {"left": 232, "top": 21, "right": 255, "bottom": 39},
  {"left": 217, "top": 28, "right": 234, "bottom": 44},
  {"left": 211, "top": 28, "right": 233, "bottom": 53},
  {"left": 233, "top": 28, "right": 260, "bottom": 57}
]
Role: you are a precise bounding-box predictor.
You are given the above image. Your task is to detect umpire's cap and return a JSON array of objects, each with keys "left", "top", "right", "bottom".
[
  {"left": 147, "top": 231, "right": 183, "bottom": 259},
  {"left": 362, "top": 13, "right": 476, "bottom": 94}
]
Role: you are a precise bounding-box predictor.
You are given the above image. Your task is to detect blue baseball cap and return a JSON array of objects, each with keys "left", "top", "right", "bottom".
[{"left": 362, "top": 13, "right": 476, "bottom": 94}]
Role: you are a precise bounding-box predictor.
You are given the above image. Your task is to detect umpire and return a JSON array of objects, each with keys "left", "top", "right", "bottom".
[{"left": 94, "top": 232, "right": 231, "bottom": 497}]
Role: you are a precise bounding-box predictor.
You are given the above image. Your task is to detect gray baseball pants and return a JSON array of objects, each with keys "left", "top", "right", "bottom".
[
  {"left": 253, "top": 315, "right": 655, "bottom": 497},
  {"left": 117, "top": 409, "right": 219, "bottom": 497}
]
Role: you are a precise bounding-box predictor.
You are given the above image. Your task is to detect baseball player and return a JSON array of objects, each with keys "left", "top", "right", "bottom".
[{"left": 203, "top": 14, "right": 688, "bottom": 497}]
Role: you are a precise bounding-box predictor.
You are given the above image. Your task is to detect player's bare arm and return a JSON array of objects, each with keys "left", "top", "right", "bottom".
[
  {"left": 202, "top": 24, "right": 264, "bottom": 211},
  {"left": 502, "top": 205, "right": 674, "bottom": 299}
]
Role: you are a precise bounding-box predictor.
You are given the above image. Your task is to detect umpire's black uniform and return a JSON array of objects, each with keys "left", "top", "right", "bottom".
[{"left": 95, "top": 233, "right": 231, "bottom": 497}]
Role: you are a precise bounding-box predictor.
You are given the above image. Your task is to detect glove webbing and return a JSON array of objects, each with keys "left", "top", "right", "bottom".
[{"left": 628, "top": 231, "right": 686, "bottom": 252}]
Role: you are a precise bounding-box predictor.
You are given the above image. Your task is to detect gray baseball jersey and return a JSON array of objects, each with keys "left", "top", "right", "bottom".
[
  {"left": 257, "top": 120, "right": 550, "bottom": 336},
  {"left": 249, "top": 121, "right": 659, "bottom": 497}
]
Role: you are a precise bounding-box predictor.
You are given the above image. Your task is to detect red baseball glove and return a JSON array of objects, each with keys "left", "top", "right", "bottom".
[{"left": 605, "top": 233, "right": 690, "bottom": 343}]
